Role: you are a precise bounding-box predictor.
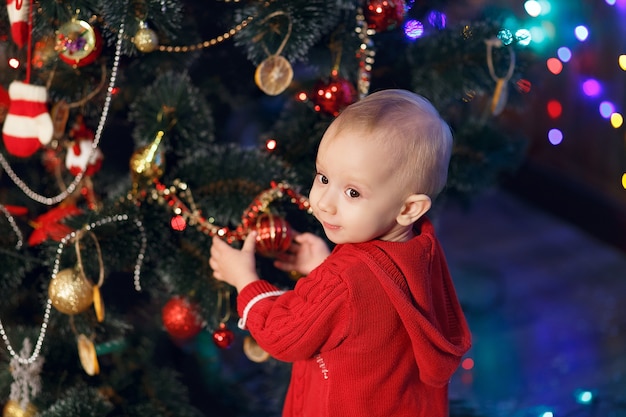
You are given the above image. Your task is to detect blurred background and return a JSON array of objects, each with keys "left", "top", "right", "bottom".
[{"left": 0, "top": 1, "right": 624, "bottom": 416}]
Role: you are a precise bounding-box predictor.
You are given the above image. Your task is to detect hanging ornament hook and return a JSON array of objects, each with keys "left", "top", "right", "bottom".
[
  {"left": 75, "top": 228, "right": 105, "bottom": 322},
  {"left": 485, "top": 37, "right": 516, "bottom": 116}
]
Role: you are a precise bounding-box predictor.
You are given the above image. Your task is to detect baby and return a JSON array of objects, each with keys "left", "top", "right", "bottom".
[{"left": 210, "top": 89, "right": 471, "bottom": 417}]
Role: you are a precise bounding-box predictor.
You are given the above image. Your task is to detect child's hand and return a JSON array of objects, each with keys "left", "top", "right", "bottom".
[
  {"left": 274, "top": 232, "right": 331, "bottom": 276},
  {"left": 209, "top": 232, "right": 259, "bottom": 292}
]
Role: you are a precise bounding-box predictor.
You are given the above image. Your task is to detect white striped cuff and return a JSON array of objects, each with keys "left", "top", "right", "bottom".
[{"left": 238, "top": 290, "right": 286, "bottom": 329}]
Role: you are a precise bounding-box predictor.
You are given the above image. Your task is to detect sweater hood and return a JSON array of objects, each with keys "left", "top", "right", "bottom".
[{"left": 351, "top": 217, "right": 471, "bottom": 387}]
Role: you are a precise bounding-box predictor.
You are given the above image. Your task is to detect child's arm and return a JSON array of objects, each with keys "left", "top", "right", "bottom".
[
  {"left": 273, "top": 232, "right": 331, "bottom": 276},
  {"left": 210, "top": 232, "right": 260, "bottom": 292}
]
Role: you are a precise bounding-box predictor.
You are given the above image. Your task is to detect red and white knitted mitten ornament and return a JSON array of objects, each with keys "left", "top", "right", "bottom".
[
  {"left": 2, "top": 81, "right": 53, "bottom": 158},
  {"left": 6, "top": 0, "right": 29, "bottom": 49}
]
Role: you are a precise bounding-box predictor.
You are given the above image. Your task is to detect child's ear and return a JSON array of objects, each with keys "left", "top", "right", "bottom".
[{"left": 396, "top": 194, "right": 431, "bottom": 226}]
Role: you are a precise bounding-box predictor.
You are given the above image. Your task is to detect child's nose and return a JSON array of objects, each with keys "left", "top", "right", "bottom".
[{"left": 317, "top": 189, "right": 336, "bottom": 214}]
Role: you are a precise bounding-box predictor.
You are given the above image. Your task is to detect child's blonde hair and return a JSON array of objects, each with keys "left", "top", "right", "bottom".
[{"left": 326, "top": 89, "right": 453, "bottom": 198}]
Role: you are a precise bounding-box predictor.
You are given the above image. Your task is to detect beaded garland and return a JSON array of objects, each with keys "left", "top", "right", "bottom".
[{"left": 133, "top": 180, "right": 312, "bottom": 244}]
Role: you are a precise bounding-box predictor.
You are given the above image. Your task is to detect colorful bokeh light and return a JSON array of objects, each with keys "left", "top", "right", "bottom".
[
  {"left": 576, "top": 390, "right": 594, "bottom": 404},
  {"left": 619, "top": 55, "right": 626, "bottom": 71},
  {"left": 557, "top": 46, "right": 572, "bottom": 62},
  {"left": 581, "top": 78, "right": 601, "bottom": 97},
  {"left": 599, "top": 101, "right": 615, "bottom": 119},
  {"left": 461, "top": 357, "right": 475, "bottom": 370},
  {"left": 574, "top": 25, "right": 589, "bottom": 41},
  {"left": 404, "top": 20, "right": 425, "bottom": 39},
  {"left": 547, "top": 100, "right": 562, "bottom": 118},
  {"left": 610, "top": 112, "right": 623, "bottom": 128},
  {"left": 517, "top": 79, "right": 532, "bottom": 93},
  {"left": 546, "top": 57, "right": 563, "bottom": 74},
  {"left": 524, "top": 0, "right": 542, "bottom": 17},
  {"left": 265, "top": 139, "right": 277, "bottom": 151},
  {"left": 498, "top": 29, "right": 514, "bottom": 45},
  {"left": 515, "top": 29, "right": 532, "bottom": 46},
  {"left": 427, "top": 10, "right": 447, "bottom": 29},
  {"left": 548, "top": 128, "right": 563, "bottom": 145},
  {"left": 537, "top": 0, "right": 552, "bottom": 15}
]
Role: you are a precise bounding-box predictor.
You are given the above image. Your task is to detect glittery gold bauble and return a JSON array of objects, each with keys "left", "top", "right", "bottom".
[
  {"left": 254, "top": 55, "right": 293, "bottom": 96},
  {"left": 48, "top": 267, "right": 94, "bottom": 315},
  {"left": 130, "top": 131, "right": 165, "bottom": 187},
  {"left": 2, "top": 400, "right": 37, "bottom": 417},
  {"left": 133, "top": 21, "right": 159, "bottom": 53}
]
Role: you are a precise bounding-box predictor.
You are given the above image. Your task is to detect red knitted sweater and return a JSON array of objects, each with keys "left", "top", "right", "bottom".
[{"left": 237, "top": 217, "right": 471, "bottom": 417}]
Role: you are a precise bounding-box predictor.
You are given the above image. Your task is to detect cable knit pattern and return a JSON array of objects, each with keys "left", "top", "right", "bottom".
[{"left": 236, "top": 217, "right": 471, "bottom": 417}]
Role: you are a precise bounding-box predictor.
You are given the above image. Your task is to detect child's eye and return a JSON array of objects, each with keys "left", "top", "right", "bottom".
[
  {"left": 316, "top": 173, "right": 329, "bottom": 184},
  {"left": 345, "top": 188, "right": 360, "bottom": 198}
]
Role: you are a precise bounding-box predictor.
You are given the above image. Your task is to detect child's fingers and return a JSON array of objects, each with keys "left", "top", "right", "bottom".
[{"left": 242, "top": 231, "right": 258, "bottom": 252}]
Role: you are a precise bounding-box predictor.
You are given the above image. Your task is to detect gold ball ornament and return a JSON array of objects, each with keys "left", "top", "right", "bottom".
[
  {"left": 133, "top": 21, "right": 159, "bottom": 53},
  {"left": 48, "top": 267, "right": 94, "bottom": 315},
  {"left": 2, "top": 401, "right": 37, "bottom": 417},
  {"left": 254, "top": 55, "right": 293, "bottom": 96}
]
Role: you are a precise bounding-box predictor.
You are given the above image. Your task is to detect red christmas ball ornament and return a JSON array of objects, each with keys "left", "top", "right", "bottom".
[
  {"left": 212, "top": 323, "right": 235, "bottom": 349},
  {"left": 171, "top": 215, "right": 187, "bottom": 231},
  {"left": 56, "top": 19, "right": 103, "bottom": 67},
  {"left": 162, "top": 296, "right": 204, "bottom": 340},
  {"left": 253, "top": 212, "right": 293, "bottom": 258},
  {"left": 364, "top": 0, "right": 406, "bottom": 32},
  {"left": 311, "top": 77, "right": 357, "bottom": 117}
]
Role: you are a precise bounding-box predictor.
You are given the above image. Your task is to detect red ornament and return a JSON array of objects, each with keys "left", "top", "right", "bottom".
[
  {"left": 311, "top": 77, "right": 357, "bottom": 117},
  {"left": 0, "top": 84, "right": 9, "bottom": 124},
  {"left": 253, "top": 212, "right": 293, "bottom": 258},
  {"left": 212, "top": 323, "right": 235, "bottom": 349},
  {"left": 364, "top": 0, "right": 406, "bottom": 32},
  {"left": 162, "top": 296, "right": 204, "bottom": 340},
  {"left": 28, "top": 204, "right": 82, "bottom": 246},
  {"left": 170, "top": 215, "right": 187, "bottom": 231},
  {"left": 65, "top": 116, "right": 103, "bottom": 176},
  {"left": 57, "top": 19, "right": 103, "bottom": 67}
]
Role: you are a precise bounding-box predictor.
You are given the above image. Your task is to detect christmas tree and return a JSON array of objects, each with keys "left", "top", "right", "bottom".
[{"left": 0, "top": 1, "right": 531, "bottom": 416}]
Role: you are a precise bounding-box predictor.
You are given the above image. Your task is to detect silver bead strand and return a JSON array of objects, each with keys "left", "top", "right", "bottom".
[
  {"left": 133, "top": 218, "right": 146, "bottom": 292},
  {"left": 0, "top": 203, "right": 24, "bottom": 249}
]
